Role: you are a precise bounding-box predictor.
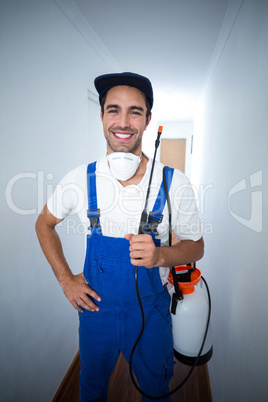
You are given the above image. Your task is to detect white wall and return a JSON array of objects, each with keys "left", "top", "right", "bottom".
[
  {"left": 191, "top": 1, "right": 268, "bottom": 401},
  {"left": 0, "top": 0, "right": 114, "bottom": 400}
]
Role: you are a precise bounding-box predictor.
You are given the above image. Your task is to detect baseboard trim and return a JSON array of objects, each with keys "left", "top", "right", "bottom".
[{"left": 52, "top": 351, "right": 80, "bottom": 401}]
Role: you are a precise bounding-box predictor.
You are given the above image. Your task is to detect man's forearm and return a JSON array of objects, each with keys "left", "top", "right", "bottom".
[
  {"left": 157, "top": 237, "right": 204, "bottom": 268},
  {"left": 35, "top": 208, "right": 101, "bottom": 312},
  {"left": 35, "top": 219, "right": 73, "bottom": 287}
]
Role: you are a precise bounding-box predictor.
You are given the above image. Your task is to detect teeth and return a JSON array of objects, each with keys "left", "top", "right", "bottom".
[{"left": 115, "top": 133, "right": 132, "bottom": 138}]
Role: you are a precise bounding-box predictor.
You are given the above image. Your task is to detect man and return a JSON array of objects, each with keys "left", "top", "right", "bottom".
[{"left": 35, "top": 72, "right": 204, "bottom": 402}]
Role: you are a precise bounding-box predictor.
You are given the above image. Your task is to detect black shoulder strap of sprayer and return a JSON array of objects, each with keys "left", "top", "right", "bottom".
[{"left": 162, "top": 167, "right": 183, "bottom": 314}]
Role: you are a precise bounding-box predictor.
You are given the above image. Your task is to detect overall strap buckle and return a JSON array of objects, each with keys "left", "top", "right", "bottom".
[
  {"left": 147, "top": 211, "right": 163, "bottom": 234},
  {"left": 87, "top": 208, "right": 100, "bottom": 229},
  {"left": 144, "top": 166, "right": 174, "bottom": 236}
]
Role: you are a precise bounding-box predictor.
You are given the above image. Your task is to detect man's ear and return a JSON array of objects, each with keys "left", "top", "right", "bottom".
[
  {"left": 100, "top": 109, "right": 103, "bottom": 122},
  {"left": 145, "top": 113, "right": 152, "bottom": 129}
]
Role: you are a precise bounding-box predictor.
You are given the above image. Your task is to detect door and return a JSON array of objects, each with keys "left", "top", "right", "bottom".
[
  {"left": 160, "top": 138, "right": 186, "bottom": 172},
  {"left": 160, "top": 138, "right": 186, "bottom": 244}
]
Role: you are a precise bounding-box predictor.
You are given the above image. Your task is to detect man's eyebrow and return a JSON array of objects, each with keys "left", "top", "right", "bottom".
[
  {"left": 106, "top": 104, "right": 120, "bottom": 110},
  {"left": 129, "top": 106, "right": 145, "bottom": 112}
]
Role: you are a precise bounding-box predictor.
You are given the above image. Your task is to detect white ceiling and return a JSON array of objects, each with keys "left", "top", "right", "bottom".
[{"left": 73, "top": 0, "right": 231, "bottom": 120}]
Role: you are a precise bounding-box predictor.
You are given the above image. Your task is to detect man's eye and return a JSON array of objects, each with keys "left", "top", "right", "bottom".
[{"left": 108, "top": 109, "right": 118, "bottom": 114}]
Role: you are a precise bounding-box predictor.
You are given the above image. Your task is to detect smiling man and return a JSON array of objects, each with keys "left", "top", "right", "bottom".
[
  {"left": 35, "top": 72, "right": 204, "bottom": 402},
  {"left": 101, "top": 85, "right": 150, "bottom": 153}
]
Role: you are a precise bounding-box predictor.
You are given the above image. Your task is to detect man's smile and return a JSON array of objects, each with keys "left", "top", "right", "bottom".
[{"left": 112, "top": 131, "right": 135, "bottom": 141}]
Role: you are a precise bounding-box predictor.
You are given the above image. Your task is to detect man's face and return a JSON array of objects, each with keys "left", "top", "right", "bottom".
[{"left": 101, "top": 85, "right": 151, "bottom": 155}]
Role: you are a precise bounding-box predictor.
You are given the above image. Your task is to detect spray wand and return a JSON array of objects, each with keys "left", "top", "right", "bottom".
[{"left": 138, "top": 125, "right": 163, "bottom": 234}]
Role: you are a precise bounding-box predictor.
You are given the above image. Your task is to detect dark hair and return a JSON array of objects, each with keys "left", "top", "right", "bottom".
[{"left": 100, "top": 89, "right": 152, "bottom": 123}]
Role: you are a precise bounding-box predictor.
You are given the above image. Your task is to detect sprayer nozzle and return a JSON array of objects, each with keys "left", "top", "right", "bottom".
[{"left": 158, "top": 126, "right": 163, "bottom": 134}]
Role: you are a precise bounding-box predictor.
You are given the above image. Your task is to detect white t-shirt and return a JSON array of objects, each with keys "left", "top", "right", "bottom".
[{"left": 47, "top": 156, "right": 202, "bottom": 284}]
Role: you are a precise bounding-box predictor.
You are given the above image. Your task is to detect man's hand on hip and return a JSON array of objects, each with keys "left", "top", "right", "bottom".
[{"left": 61, "top": 272, "right": 101, "bottom": 313}]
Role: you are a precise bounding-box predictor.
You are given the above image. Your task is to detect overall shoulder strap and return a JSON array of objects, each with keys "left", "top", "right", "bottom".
[
  {"left": 87, "top": 162, "right": 101, "bottom": 232},
  {"left": 146, "top": 166, "right": 174, "bottom": 234}
]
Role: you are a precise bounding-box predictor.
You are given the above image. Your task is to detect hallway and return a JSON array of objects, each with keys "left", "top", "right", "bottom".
[{"left": 1, "top": 1, "right": 268, "bottom": 401}]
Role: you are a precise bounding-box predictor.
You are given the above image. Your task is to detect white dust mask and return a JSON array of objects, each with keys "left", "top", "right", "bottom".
[{"left": 106, "top": 152, "right": 142, "bottom": 181}]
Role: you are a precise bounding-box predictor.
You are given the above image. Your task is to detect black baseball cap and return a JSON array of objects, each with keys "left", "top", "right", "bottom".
[{"left": 94, "top": 72, "right": 154, "bottom": 109}]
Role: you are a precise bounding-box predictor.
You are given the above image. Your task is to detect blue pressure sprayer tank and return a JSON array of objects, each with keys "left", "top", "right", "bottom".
[{"left": 168, "top": 265, "right": 213, "bottom": 366}]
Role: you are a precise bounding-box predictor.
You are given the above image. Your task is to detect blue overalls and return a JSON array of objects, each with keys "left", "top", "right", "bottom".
[{"left": 79, "top": 162, "right": 175, "bottom": 402}]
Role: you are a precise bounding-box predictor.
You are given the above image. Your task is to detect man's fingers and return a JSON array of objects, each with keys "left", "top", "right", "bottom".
[
  {"left": 76, "top": 286, "right": 101, "bottom": 312},
  {"left": 63, "top": 273, "right": 102, "bottom": 312},
  {"left": 80, "top": 297, "right": 100, "bottom": 312},
  {"left": 86, "top": 286, "right": 101, "bottom": 302},
  {"left": 71, "top": 300, "right": 84, "bottom": 313},
  {"left": 71, "top": 294, "right": 100, "bottom": 313},
  {"left": 129, "top": 237, "right": 154, "bottom": 255},
  {"left": 79, "top": 273, "right": 101, "bottom": 302},
  {"left": 130, "top": 250, "right": 147, "bottom": 259},
  {"left": 124, "top": 233, "right": 134, "bottom": 241},
  {"left": 125, "top": 234, "right": 158, "bottom": 268}
]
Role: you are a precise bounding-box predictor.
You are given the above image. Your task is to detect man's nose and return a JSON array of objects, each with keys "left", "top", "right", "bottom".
[{"left": 117, "top": 111, "right": 129, "bottom": 128}]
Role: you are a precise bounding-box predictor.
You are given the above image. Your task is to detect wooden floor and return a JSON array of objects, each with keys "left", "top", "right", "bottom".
[{"left": 53, "top": 352, "right": 212, "bottom": 402}]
